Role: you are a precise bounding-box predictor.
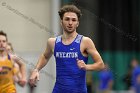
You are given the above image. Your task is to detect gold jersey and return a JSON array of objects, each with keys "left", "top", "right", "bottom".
[{"left": 0, "top": 55, "right": 16, "bottom": 93}]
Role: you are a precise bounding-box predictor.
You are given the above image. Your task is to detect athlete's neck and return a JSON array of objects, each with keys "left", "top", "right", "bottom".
[
  {"left": 61, "top": 32, "right": 78, "bottom": 45},
  {"left": 0, "top": 51, "right": 7, "bottom": 61},
  {"left": 62, "top": 32, "right": 78, "bottom": 40},
  {"left": 0, "top": 51, "right": 7, "bottom": 57}
]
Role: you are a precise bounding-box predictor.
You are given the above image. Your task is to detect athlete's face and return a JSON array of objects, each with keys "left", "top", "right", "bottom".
[
  {"left": 6, "top": 45, "right": 12, "bottom": 52},
  {"left": 131, "top": 59, "right": 138, "bottom": 68},
  {"left": 61, "top": 12, "right": 79, "bottom": 33},
  {"left": 0, "top": 35, "right": 7, "bottom": 51}
]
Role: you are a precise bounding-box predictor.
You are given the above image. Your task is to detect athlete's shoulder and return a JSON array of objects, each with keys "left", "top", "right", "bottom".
[
  {"left": 48, "top": 37, "right": 56, "bottom": 43},
  {"left": 9, "top": 54, "right": 18, "bottom": 62},
  {"left": 8, "top": 53, "right": 14, "bottom": 59},
  {"left": 47, "top": 37, "right": 56, "bottom": 49},
  {"left": 81, "top": 36, "right": 95, "bottom": 48},
  {"left": 82, "top": 36, "right": 93, "bottom": 43},
  {"left": 48, "top": 37, "right": 57, "bottom": 43}
]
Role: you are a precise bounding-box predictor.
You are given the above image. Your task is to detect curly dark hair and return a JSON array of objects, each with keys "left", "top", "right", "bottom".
[{"left": 58, "top": 4, "right": 82, "bottom": 20}]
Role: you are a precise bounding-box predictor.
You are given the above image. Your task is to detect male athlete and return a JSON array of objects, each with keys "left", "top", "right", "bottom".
[
  {"left": 29, "top": 4, "right": 104, "bottom": 93},
  {"left": 0, "top": 31, "right": 26, "bottom": 93}
]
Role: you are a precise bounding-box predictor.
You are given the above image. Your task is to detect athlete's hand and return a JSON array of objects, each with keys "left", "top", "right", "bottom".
[
  {"left": 29, "top": 69, "right": 39, "bottom": 87},
  {"left": 18, "top": 78, "right": 27, "bottom": 87},
  {"left": 77, "top": 59, "right": 87, "bottom": 70}
]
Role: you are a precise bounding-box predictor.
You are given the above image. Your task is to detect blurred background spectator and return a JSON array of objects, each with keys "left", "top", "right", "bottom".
[{"left": 97, "top": 63, "right": 114, "bottom": 93}]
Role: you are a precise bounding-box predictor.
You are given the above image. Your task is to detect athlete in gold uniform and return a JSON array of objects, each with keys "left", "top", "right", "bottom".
[
  {"left": 0, "top": 31, "right": 26, "bottom": 93},
  {"left": 0, "top": 55, "right": 16, "bottom": 93},
  {"left": 7, "top": 42, "right": 22, "bottom": 83}
]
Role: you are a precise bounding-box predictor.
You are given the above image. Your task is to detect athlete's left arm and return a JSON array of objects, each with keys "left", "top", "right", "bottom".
[
  {"left": 85, "top": 37, "right": 104, "bottom": 70},
  {"left": 77, "top": 37, "right": 104, "bottom": 71},
  {"left": 12, "top": 55, "right": 26, "bottom": 87}
]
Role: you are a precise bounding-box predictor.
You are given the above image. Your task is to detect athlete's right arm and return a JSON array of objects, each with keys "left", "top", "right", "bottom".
[
  {"left": 29, "top": 38, "right": 55, "bottom": 87},
  {"left": 34, "top": 38, "right": 55, "bottom": 71}
]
